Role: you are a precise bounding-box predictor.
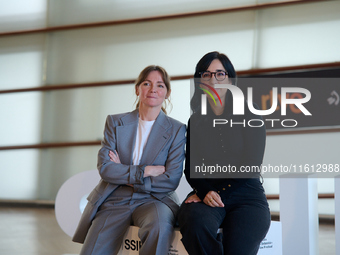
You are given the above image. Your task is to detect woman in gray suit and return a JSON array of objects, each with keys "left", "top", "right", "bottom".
[{"left": 72, "top": 65, "right": 186, "bottom": 255}]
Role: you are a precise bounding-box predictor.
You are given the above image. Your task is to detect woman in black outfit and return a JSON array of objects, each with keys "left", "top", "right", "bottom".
[{"left": 178, "top": 51, "right": 271, "bottom": 255}]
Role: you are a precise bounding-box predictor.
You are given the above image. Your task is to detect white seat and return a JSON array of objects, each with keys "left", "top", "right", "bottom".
[{"left": 55, "top": 170, "right": 282, "bottom": 255}]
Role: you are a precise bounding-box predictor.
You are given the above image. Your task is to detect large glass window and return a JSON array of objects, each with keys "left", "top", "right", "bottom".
[{"left": 1, "top": 0, "right": 339, "bottom": 204}]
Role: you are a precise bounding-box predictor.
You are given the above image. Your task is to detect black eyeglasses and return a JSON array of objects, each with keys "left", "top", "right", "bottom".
[{"left": 199, "top": 71, "right": 228, "bottom": 81}]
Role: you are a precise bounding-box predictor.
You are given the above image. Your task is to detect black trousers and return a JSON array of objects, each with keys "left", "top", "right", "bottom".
[{"left": 178, "top": 179, "right": 271, "bottom": 255}]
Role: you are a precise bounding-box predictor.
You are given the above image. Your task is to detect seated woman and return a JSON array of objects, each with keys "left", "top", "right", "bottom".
[
  {"left": 178, "top": 51, "right": 271, "bottom": 255},
  {"left": 72, "top": 65, "right": 186, "bottom": 255}
]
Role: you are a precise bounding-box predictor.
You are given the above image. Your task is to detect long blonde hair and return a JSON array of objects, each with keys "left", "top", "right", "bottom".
[{"left": 135, "top": 65, "right": 172, "bottom": 114}]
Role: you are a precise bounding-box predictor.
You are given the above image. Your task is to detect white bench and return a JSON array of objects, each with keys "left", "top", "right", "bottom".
[{"left": 55, "top": 170, "right": 282, "bottom": 255}]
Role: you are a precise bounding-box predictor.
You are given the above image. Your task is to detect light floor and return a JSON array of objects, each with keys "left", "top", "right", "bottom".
[{"left": 0, "top": 206, "right": 336, "bottom": 255}]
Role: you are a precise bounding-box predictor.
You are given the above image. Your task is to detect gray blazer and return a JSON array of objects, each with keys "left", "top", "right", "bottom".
[{"left": 72, "top": 109, "right": 186, "bottom": 243}]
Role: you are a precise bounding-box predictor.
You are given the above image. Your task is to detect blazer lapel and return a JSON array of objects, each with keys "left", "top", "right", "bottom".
[
  {"left": 116, "top": 110, "right": 139, "bottom": 165},
  {"left": 140, "top": 111, "right": 172, "bottom": 165}
]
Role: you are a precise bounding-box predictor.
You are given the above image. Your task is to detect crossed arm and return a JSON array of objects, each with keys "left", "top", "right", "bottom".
[
  {"left": 97, "top": 115, "right": 186, "bottom": 194},
  {"left": 109, "top": 150, "right": 166, "bottom": 181}
]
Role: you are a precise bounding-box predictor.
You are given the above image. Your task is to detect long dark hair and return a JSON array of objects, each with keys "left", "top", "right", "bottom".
[{"left": 191, "top": 51, "right": 237, "bottom": 114}]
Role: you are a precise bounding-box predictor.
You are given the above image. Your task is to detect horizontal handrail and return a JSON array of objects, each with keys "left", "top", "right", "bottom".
[
  {"left": 0, "top": 141, "right": 101, "bottom": 151},
  {"left": 266, "top": 193, "right": 335, "bottom": 200},
  {"left": 0, "top": 0, "right": 322, "bottom": 37},
  {"left": 1, "top": 62, "right": 339, "bottom": 94}
]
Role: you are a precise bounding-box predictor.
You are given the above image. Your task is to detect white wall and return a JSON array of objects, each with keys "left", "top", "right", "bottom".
[
  {"left": 263, "top": 132, "right": 340, "bottom": 214},
  {"left": 0, "top": 0, "right": 339, "bottom": 216}
]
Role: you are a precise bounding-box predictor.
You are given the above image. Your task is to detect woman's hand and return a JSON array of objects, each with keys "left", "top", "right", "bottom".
[
  {"left": 109, "top": 151, "right": 165, "bottom": 178},
  {"left": 109, "top": 150, "right": 121, "bottom": 163},
  {"left": 185, "top": 193, "right": 201, "bottom": 203},
  {"left": 144, "top": 166, "right": 165, "bottom": 177},
  {"left": 203, "top": 191, "right": 224, "bottom": 207}
]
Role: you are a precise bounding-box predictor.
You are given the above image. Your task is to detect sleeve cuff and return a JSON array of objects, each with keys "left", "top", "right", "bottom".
[
  {"left": 129, "top": 165, "right": 145, "bottom": 184},
  {"left": 134, "top": 177, "right": 151, "bottom": 193},
  {"left": 196, "top": 189, "right": 208, "bottom": 201},
  {"left": 196, "top": 186, "right": 218, "bottom": 201}
]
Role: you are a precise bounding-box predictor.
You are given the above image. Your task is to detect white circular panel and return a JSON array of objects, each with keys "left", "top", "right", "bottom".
[{"left": 55, "top": 170, "right": 100, "bottom": 237}]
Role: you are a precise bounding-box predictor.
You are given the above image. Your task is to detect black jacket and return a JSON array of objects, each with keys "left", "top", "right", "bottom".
[{"left": 184, "top": 90, "right": 266, "bottom": 200}]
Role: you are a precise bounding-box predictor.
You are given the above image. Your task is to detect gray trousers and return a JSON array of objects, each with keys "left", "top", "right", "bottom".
[{"left": 80, "top": 185, "right": 175, "bottom": 255}]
